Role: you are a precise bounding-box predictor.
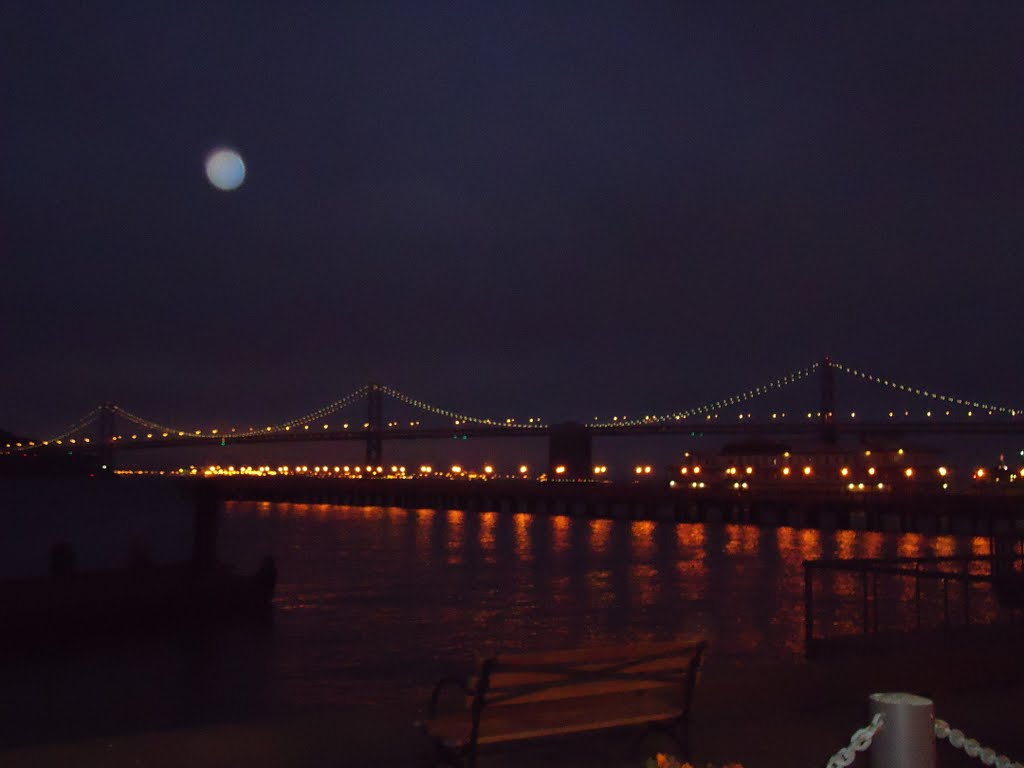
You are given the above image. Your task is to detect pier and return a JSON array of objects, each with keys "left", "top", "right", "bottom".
[{"left": 213, "top": 475, "right": 1024, "bottom": 538}]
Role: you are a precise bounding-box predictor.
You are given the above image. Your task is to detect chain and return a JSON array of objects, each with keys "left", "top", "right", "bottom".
[
  {"left": 935, "top": 719, "right": 1023, "bottom": 768},
  {"left": 825, "top": 713, "right": 885, "bottom": 768}
]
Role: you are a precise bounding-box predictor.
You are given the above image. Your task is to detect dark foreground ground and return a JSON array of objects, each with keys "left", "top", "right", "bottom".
[{"left": 2, "top": 627, "right": 1022, "bottom": 768}]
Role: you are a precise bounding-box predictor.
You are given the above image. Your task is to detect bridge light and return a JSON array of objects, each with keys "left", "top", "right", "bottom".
[
  {"left": 938, "top": 466, "right": 948, "bottom": 477},
  {"left": 868, "top": 467, "right": 876, "bottom": 476},
  {"left": 904, "top": 467, "right": 914, "bottom": 478},
  {"left": 644, "top": 466, "right": 652, "bottom": 474},
  {"left": 692, "top": 465, "right": 701, "bottom": 474},
  {"left": 334, "top": 466, "right": 340, "bottom": 473},
  {"left": 745, "top": 466, "right": 753, "bottom": 475},
  {"left": 782, "top": 467, "right": 791, "bottom": 476},
  {"left": 803, "top": 466, "right": 813, "bottom": 476},
  {"left": 343, "top": 466, "right": 350, "bottom": 473},
  {"left": 635, "top": 466, "right": 643, "bottom": 475},
  {"left": 840, "top": 467, "right": 849, "bottom": 477},
  {"left": 680, "top": 467, "right": 688, "bottom": 475}
]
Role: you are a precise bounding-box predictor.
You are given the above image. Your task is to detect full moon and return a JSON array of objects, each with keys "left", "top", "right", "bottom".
[{"left": 204, "top": 147, "right": 246, "bottom": 191}]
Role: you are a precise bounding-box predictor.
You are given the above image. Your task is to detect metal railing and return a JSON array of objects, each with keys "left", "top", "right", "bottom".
[{"left": 804, "top": 553, "right": 1024, "bottom": 656}]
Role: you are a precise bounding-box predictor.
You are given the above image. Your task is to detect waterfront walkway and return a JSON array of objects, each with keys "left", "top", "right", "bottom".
[{"left": 3, "top": 629, "right": 1022, "bottom": 768}]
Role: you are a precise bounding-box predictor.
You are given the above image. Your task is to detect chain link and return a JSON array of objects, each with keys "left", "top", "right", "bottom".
[
  {"left": 825, "top": 713, "right": 885, "bottom": 768},
  {"left": 935, "top": 718, "right": 1023, "bottom": 768}
]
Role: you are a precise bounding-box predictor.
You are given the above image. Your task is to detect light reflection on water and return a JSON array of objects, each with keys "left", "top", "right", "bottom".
[{"left": 218, "top": 502, "right": 1005, "bottom": 710}]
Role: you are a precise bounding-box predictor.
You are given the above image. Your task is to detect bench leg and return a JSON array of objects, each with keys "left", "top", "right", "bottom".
[{"left": 429, "top": 741, "right": 476, "bottom": 768}]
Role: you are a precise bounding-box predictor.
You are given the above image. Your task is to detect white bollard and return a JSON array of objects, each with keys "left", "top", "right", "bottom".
[{"left": 868, "top": 692, "right": 935, "bottom": 768}]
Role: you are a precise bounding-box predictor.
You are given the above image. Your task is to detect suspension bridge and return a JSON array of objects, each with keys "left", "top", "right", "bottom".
[{"left": 4, "top": 358, "right": 1023, "bottom": 478}]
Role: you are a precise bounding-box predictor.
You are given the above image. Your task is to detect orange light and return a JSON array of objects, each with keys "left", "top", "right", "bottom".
[
  {"left": 840, "top": 467, "right": 849, "bottom": 477},
  {"left": 782, "top": 467, "right": 791, "bottom": 476},
  {"left": 803, "top": 466, "right": 813, "bottom": 476},
  {"left": 555, "top": 465, "right": 566, "bottom": 475},
  {"left": 745, "top": 466, "right": 754, "bottom": 475},
  {"left": 904, "top": 467, "right": 914, "bottom": 478},
  {"left": 680, "top": 467, "right": 688, "bottom": 475},
  {"left": 938, "top": 466, "right": 948, "bottom": 477},
  {"left": 868, "top": 467, "right": 876, "bottom": 476},
  {"left": 519, "top": 465, "right": 528, "bottom": 474},
  {"left": 451, "top": 465, "right": 462, "bottom": 474},
  {"left": 635, "top": 466, "right": 643, "bottom": 475},
  {"left": 693, "top": 466, "right": 701, "bottom": 474},
  {"left": 643, "top": 466, "right": 652, "bottom": 474},
  {"left": 483, "top": 465, "right": 494, "bottom": 474},
  {"left": 976, "top": 468, "right": 986, "bottom": 479}
]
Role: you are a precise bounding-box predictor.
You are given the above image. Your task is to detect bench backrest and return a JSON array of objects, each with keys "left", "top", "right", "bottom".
[{"left": 471, "top": 639, "right": 706, "bottom": 710}]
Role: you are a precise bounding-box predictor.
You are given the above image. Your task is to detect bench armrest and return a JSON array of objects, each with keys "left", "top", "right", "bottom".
[{"left": 429, "top": 675, "right": 473, "bottom": 718}]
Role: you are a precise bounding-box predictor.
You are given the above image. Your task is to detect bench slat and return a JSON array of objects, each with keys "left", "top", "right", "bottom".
[
  {"left": 427, "top": 690, "right": 682, "bottom": 747},
  {"left": 492, "top": 639, "right": 703, "bottom": 667},
  {"left": 481, "top": 654, "right": 697, "bottom": 691},
  {"left": 489, "top": 678, "right": 678, "bottom": 707}
]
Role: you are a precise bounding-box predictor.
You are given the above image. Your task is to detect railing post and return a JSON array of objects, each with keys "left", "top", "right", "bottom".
[
  {"left": 804, "top": 561, "right": 814, "bottom": 657},
  {"left": 862, "top": 568, "right": 870, "bottom": 634},
  {"left": 868, "top": 692, "right": 934, "bottom": 768},
  {"left": 962, "top": 558, "right": 970, "bottom": 624}
]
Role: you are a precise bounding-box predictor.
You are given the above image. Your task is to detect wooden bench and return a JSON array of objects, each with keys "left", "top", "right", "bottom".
[{"left": 421, "top": 639, "right": 706, "bottom": 768}]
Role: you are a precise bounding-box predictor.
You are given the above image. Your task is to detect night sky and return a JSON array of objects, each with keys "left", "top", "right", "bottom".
[{"left": 4, "top": 3, "right": 1024, "bottom": 439}]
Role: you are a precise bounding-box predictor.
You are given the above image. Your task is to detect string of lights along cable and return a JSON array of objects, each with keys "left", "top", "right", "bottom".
[{"left": 3, "top": 356, "right": 1022, "bottom": 453}]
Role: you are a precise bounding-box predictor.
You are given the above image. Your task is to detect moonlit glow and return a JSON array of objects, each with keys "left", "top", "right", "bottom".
[{"left": 204, "top": 147, "right": 246, "bottom": 190}]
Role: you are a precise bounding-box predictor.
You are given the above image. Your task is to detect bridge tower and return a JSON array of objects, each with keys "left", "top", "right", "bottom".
[
  {"left": 366, "top": 382, "right": 383, "bottom": 467},
  {"left": 548, "top": 422, "right": 592, "bottom": 480},
  {"left": 819, "top": 357, "right": 837, "bottom": 444},
  {"left": 98, "top": 401, "right": 116, "bottom": 471}
]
